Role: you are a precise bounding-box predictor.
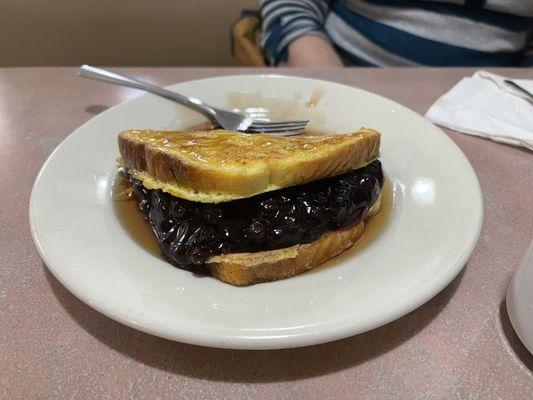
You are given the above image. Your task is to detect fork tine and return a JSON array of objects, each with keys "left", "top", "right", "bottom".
[
  {"left": 265, "top": 130, "right": 305, "bottom": 136},
  {"left": 249, "top": 119, "right": 309, "bottom": 128},
  {"left": 250, "top": 125, "right": 306, "bottom": 132},
  {"left": 249, "top": 125, "right": 308, "bottom": 133},
  {"left": 248, "top": 123, "right": 308, "bottom": 133},
  {"left": 247, "top": 127, "right": 306, "bottom": 135},
  {"left": 249, "top": 119, "right": 309, "bottom": 126}
]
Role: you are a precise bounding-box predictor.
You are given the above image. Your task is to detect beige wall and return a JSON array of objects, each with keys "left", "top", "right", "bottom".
[{"left": 0, "top": 0, "right": 258, "bottom": 66}]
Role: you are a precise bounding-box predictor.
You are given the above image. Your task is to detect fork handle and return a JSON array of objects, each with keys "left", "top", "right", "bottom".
[
  {"left": 77, "top": 65, "right": 218, "bottom": 118},
  {"left": 504, "top": 80, "right": 533, "bottom": 101}
]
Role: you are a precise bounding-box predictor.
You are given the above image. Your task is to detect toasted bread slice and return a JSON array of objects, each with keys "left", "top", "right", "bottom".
[
  {"left": 118, "top": 129, "right": 380, "bottom": 203},
  {"left": 206, "top": 192, "right": 382, "bottom": 286}
]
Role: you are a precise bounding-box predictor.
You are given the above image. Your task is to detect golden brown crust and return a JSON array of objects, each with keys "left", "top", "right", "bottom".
[
  {"left": 118, "top": 129, "right": 380, "bottom": 203},
  {"left": 206, "top": 193, "right": 382, "bottom": 286}
]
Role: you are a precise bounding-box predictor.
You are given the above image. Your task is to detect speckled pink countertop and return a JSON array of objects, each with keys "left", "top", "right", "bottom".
[{"left": 1, "top": 68, "right": 532, "bottom": 399}]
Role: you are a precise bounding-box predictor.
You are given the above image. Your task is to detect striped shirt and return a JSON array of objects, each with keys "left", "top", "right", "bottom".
[{"left": 260, "top": 0, "right": 533, "bottom": 66}]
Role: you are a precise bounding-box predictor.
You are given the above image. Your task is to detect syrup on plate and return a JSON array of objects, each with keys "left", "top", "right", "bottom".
[{"left": 113, "top": 173, "right": 161, "bottom": 258}]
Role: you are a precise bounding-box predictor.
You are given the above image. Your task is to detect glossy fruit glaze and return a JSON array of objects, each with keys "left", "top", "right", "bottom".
[{"left": 127, "top": 160, "right": 383, "bottom": 270}]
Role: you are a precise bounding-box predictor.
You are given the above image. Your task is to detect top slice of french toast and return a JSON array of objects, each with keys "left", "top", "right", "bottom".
[{"left": 118, "top": 128, "right": 380, "bottom": 203}]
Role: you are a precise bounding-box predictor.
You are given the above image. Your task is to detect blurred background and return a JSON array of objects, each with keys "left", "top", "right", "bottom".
[
  {"left": 0, "top": 0, "right": 256, "bottom": 67},
  {"left": 2, "top": 1, "right": 530, "bottom": 68}
]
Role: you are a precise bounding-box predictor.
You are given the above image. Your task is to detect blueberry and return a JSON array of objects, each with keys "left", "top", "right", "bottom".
[
  {"left": 269, "top": 227, "right": 284, "bottom": 240},
  {"left": 305, "top": 206, "right": 325, "bottom": 227},
  {"left": 313, "top": 192, "right": 329, "bottom": 205},
  {"left": 292, "top": 202, "right": 307, "bottom": 222},
  {"left": 203, "top": 206, "right": 223, "bottom": 223},
  {"left": 159, "top": 218, "right": 175, "bottom": 233},
  {"left": 217, "top": 242, "right": 230, "bottom": 254},
  {"left": 158, "top": 219, "right": 177, "bottom": 243},
  {"left": 173, "top": 220, "right": 190, "bottom": 244},
  {"left": 358, "top": 174, "right": 379, "bottom": 200},
  {"left": 161, "top": 227, "right": 177, "bottom": 244},
  {"left": 151, "top": 191, "right": 169, "bottom": 211},
  {"left": 149, "top": 205, "right": 165, "bottom": 224},
  {"left": 132, "top": 181, "right": 149, "bottom": 198},
  {"left": 244, "top": 220, "right": 266, "bottom": 241},
  {"left": 139, "top": 199, "right": 150, "bottom": 213},
  {"left": 282, "top": 215, "right": 299, "bottom": 232},
  {"left": 296, "top": 192, "right": 309, "bottom": 203},
  {"left": 259, "top": 198, "right": 279, "bottom": 215},
  {"left": 197, "top": 226, "right": 218, "bottom": 244},
  {"left": 170, "top": 243, "right": 190, "bottom": 265},
  {"left": 327, "top": 200, "right": 346, "bottom": 222},
  {"left": 132, "top": 182, "right": 145, "bottom": 199},
  {"left": 190, "top": 248, "right": 207, "bottom": 265},
  {"left": 132, "top": 180, "right": 149, "bottom": 197},
  {"left": 221, "top": 227, "right": 230, "bottom": 239},
  {"left": 171, "top": 203, "right": 187, "bottom": 220},
  {"left": 186, "top": 227, "right": 203, "bottom": 246},
  {"left": 279, "top": 195, "right": 292, "bottom": 204}
]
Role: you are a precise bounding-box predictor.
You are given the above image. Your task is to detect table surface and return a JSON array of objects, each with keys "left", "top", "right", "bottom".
[{"left": 1, "top": 67, "right": 532, "bottom": 400}]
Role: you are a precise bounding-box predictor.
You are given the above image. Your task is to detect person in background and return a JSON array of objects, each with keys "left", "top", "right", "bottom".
[{"left": 259, "top": 0, "right": 533, "bottom": 67}]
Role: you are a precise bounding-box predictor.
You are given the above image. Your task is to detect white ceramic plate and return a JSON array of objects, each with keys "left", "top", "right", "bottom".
[{"left": 30, "top": 75, "right": 482, "bottom": 350}]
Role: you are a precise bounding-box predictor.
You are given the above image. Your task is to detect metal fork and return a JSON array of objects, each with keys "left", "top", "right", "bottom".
[
  {"left": 504, "top": 80, "right": 533, "bottom": 101},
  {"left": 77, "top": 65, "right": 308, "bottom": 135}
]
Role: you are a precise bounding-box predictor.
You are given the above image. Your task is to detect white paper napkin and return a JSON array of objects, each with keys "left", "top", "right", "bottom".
[{"left": 425, "top": 70, "right": 533, "bottom": 150}]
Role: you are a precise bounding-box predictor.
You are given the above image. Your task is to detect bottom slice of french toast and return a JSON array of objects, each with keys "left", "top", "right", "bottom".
[{"left": 206, "top": 193, "right": 382, "bottom": 286}]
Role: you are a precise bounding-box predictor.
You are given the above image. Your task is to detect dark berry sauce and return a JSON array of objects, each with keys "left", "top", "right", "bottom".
[{"left": 127, "top": 160, "right": 383, "bottom": 271}]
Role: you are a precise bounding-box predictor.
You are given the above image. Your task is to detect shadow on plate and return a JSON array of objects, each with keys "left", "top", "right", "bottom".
[
  {"left": 499, "top": 299, "right": 533, "bottom": 372},
  {"left": 85, "top": 105, "right": 109, "bottom": 115},
  {"left": 45, "top": 265, "right": 464, "bottom": 383}
]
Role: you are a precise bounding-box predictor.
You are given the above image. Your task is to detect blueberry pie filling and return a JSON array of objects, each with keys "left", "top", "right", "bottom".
[{"left": 125, "top": 160, "right": 383, "bottom": 270}]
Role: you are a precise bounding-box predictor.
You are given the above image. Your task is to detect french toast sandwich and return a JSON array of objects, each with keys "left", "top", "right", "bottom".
[{"left": 118, "top": 129, "right": 383, "bottom": 286}]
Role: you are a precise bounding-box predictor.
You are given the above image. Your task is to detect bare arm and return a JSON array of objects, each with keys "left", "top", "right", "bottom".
[
  {"left": 260, "top": 0, "right": 338, "bottom": 66},
  {"left": 286, "top": 35, "right": 343, "bottom": 67}
]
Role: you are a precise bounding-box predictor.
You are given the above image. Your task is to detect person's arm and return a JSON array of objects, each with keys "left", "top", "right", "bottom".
[
  {"left": 260, "top": 0, "right": 341, "bottom": 66},
  {"left": 286, "top": 35, "right": 343, "bottom": 67}
]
